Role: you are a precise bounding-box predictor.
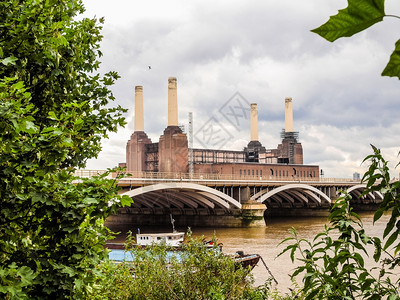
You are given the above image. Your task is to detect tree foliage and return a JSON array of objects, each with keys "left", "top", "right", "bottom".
[
  {"left": 278, "top": 1, "right": 400, "bottom": 298},
  {"left": 279, "top": 145, "right": 400, "bottom": 299},
  {"left": 89, "top": 233, "right": 280, "bottom": 300},
  {"left": 312, "top": 0, "right": 400, "bottom": 79},
  {"left": 362, "top": 146, "right": 400, "bottom": 261},
  {"left": 0, "top": 0, "right": 132, "bottom": 298}
]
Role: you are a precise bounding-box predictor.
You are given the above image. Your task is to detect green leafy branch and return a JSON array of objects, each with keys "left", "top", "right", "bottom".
[
  {"left": 279, "top": 194, "right": 399, "bottom": 299},
  {"left": 312, "top": 0, "right": 400, "bottom": 79},
  {"left": 362, "top": 145, "right": 400, "bottom": 262}
]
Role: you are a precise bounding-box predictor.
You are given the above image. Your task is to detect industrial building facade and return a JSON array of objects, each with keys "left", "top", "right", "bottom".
[{"left": 124, "top": 77, "right": 319, "bottom": 180}]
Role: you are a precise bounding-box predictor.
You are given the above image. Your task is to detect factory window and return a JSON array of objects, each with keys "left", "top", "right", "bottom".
[
  {"left": 248, "top": 170, "right": 250, "bottom": 176},
  {"left": 260, "top": 170, "right": 262, "bottom": 176},
  {"left": 256, "top": 170, "right": 258, "bottom": 176},
  {"left": 286, "top": 171, "right": 288, "bottom": 177},
  {"left": 240, "top": 169, "right": 242, "bottom": 176},
  {"left": 279, "top": 170, "right": 281, "bottom": 177},
  {"left": 270, "top": 169, "right": 273, "bottom": 176},
  {"left": 313, "top": 171, "right": 315, "bottom": 177},
  {"left": 252, "top": 170, "right": 254, "bottom": 176},
  {"left": 293, "top": 168, "right": 297, "bottom": 175}
]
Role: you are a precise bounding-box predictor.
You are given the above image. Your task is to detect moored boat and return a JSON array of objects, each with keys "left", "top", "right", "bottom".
[
  {"left": 106, "top": 237, "right": 260, "bottom": 271},
  {"left": 232, "top": 251, "right": 261, "bottom": 271},
  {"left": 106, "top": 230, "right": 185, "bottom": 249},
  {"left": 136, "top": 231, "right": 185, "bottom": 247}
]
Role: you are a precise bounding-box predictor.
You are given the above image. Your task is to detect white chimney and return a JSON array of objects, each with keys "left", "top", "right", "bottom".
[
  {"left": 284, "top": 97, "right": 293, "bottom": 133},
  {"left": 168, "top": 77, "right": 178, "bottom": 126},
  {"left": 134, "top": 86, "right": 144, "bottom": 132},
  {"left": 250, "top": 103, "right": 258, "bottom": 141}
]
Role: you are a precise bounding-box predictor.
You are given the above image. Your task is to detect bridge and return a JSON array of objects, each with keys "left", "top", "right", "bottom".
[{"left": 76, "top": 170, "right": 382, "bottom": 227}]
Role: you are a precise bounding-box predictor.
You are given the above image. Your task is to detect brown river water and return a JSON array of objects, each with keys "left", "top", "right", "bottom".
[{"left": 106, "top": 211, "right": 393, "bottom": 293}]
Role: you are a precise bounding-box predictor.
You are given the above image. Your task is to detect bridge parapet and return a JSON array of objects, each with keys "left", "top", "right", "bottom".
[{"left": 74, "top": 170, "right": 361, "bottom": 185}]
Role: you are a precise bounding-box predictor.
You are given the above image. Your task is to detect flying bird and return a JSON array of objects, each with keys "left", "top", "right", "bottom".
[{"left": 148, "top": 66, "right": 151, "bottom": 70}]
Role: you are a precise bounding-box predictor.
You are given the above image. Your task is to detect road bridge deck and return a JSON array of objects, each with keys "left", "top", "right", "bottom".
[{"left": 75, "top": 170, "right": 381, "bottom": 227}]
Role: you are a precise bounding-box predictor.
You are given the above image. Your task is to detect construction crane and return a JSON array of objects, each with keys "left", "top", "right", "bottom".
[{"left": 188, "top": 112, "right": 194, "bottom": 178}]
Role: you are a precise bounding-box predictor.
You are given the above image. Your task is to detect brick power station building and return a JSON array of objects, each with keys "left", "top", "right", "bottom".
[{"left": 124, "top": 77, "right": 319, "bottom": 180}]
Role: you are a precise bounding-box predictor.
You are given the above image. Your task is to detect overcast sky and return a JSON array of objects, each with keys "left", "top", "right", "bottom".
[{"left": 82, "top": 0, "right": 400, "bottom": 179}]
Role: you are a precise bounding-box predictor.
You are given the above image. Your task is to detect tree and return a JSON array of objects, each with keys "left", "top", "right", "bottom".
[
  {"left": 279, "top": 187, "right": 400, "bottom": 299},
  {"left": 311, "top": 0, "right": 400, "bottom": 262},
  {"left": 0, "top": 0, "right": 132, "bottom": 298},
  {"left": 311, "top": 0, "right": 400, "bottom": 80},
  {"left": 277, "top": 1, "right": 400, "bottom": 297},
  {"left": 89, "top": 232, "right": 279, "bottom": 300}
]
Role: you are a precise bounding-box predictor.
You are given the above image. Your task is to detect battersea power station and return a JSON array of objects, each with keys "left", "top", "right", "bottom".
[
  {"left": 124, "top": 77, "right": 319, "bottom": 180},
  {"left": 104, "top": 77, "right": 375, "bottom": 227}
]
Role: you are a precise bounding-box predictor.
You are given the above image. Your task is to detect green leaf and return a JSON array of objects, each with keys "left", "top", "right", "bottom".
[
  {"left": 12, "top": 81, "right": 25, "bottom": 90},
  {"left": 61, "top": 266, "right": 76, "bottom": 277},
  {"left": 311, "top": 0, "right": 385, "bottom": 42},
  {"left": 353, "top": 252, "right": 365, "bottom": 267},
  {"left": 83, "top": 197, "right": 98, "bottom": 205},
  {"left": 290, "top": 246, "right": 296, "bottom": 263},
  {"left": 278, "top": 244, "right": 295, "bottom": 259},
  {"left": 384, "top": 217, "right": 396, "bottom": 238},
  {"left": 382, "top": 39, "right": 400, "bottom": 79},
  {"left": 17, "top": 266, "right": 36, "bottom": 285},
  {"left": 62, "top": 137, "right": 73, "bottom": 147},
  {"left": 23, "top": 120, "right": 38, "bottom": 134},
  {"left": 373, "top": 208, "right": 384, "bottom": 223},
  {"left": 48, "top": 111, "right": 59, "bottom": 121},
  {"left": 373, "top": 237, "right": 382, "bottom": 262},
  {"left": 120, "top": 195, "right": 133, "bottom": 207},
  {"left": 1, "top": 56, "right": 18, "bottom": 65},
  {"left": 384, "top": 230, "right": 399, "bottom": 250}
]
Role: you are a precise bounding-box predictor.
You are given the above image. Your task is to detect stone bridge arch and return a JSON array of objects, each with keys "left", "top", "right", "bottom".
[
  {"left": 252, "top": 184, "right": 331, "bottom": 208},
  {"left": 121, "top": 182, "right": 242, "bottom": 214},
  {"left": 345, "top": 184, "right": 383, "bottom": 203}
]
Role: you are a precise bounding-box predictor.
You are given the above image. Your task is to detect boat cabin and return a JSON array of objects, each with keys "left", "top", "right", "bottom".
[{"left": 136, "top": 232, "right": 185, "bottom": 247}]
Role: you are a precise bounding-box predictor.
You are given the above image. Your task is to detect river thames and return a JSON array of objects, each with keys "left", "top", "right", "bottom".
[{"left": 107, "top": 211, "right": 392, "bottom": 293}]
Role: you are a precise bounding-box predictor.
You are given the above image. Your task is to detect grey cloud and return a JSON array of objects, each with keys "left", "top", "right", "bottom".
[{"left": 83, "top": 0, "right": 400, "bottom": 178}]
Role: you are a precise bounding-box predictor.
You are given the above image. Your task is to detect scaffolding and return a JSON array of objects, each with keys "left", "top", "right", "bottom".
[
  {"left": 280, "top": 130, "right": 299, "bottom": 164},
  {"left": 145, "top": 143, "right": 159, "bottom": 172}
]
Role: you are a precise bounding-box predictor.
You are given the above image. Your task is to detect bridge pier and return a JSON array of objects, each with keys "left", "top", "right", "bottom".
[{"left": 239, "top": 201, "right": 267, "bottom": 226}]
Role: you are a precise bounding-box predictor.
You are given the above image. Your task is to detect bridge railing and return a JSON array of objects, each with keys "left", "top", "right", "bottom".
[
  {"left": 74, "top": 169, "right": 111, "bottom": 178},
  {"left": 74, "top": 170, "right": 361, "bottom": 183}
]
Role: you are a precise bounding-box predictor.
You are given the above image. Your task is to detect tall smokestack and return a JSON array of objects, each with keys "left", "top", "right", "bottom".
[
  {"left": 168, "top": 77, "right": 178, "bottom": 126},
  {"left": 134, "top": 86, "right": 144, "bottom": 132},
  {"left": 250, "top": 103, "right": 258, "bottom": 141},
  {"left": 284, "top": 97, "right": 293, "bottom": 133}
]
